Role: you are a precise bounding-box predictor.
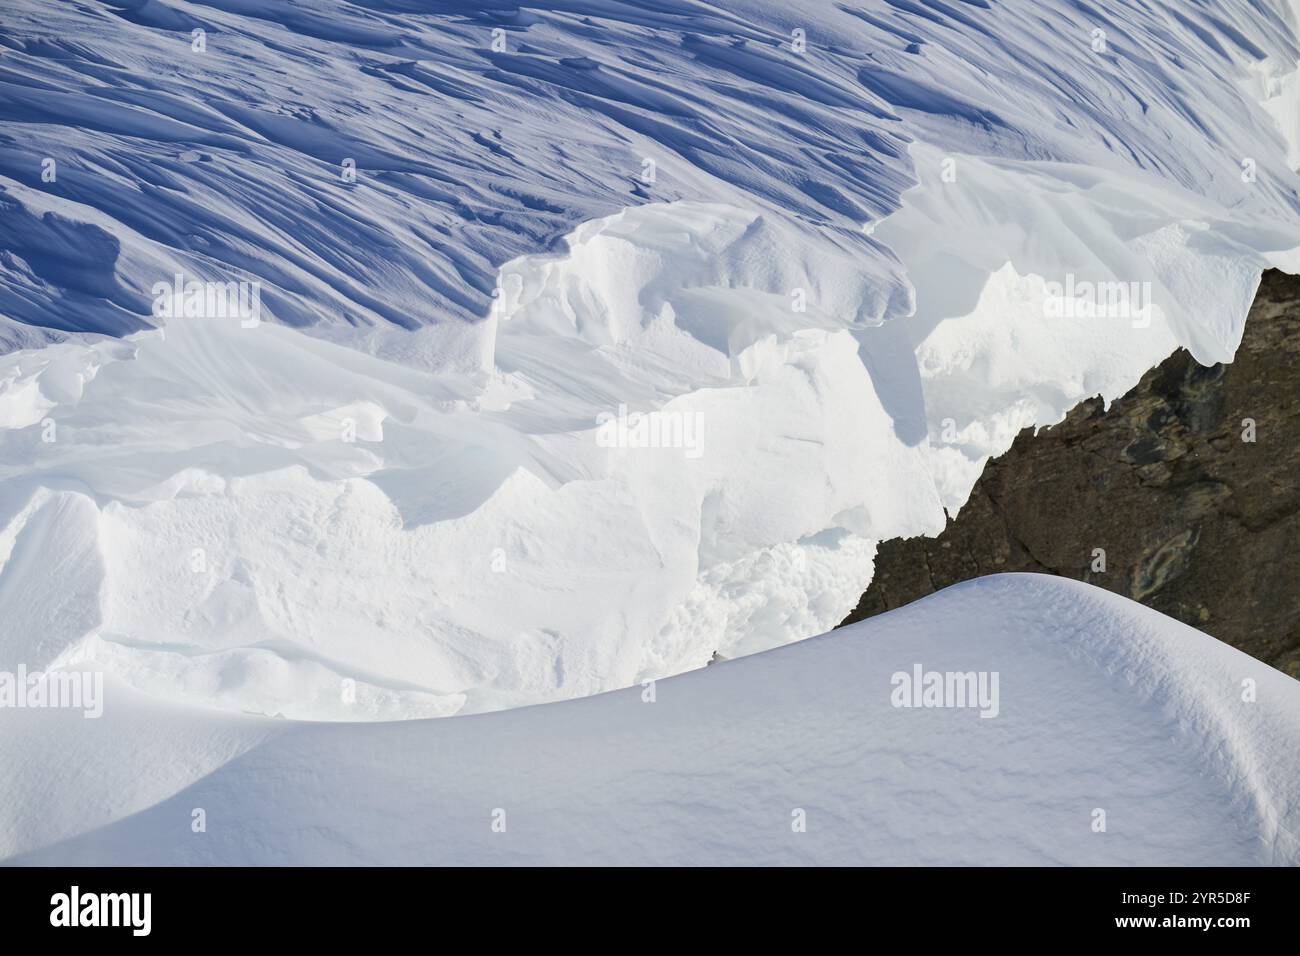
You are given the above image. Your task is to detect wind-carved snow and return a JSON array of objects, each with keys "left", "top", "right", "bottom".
[
  {"left": 2, "top": 205, "right": 936, "bottom": 717},
  {"left": 3, "top": 1, "right": 1300, "bottom": 718}
]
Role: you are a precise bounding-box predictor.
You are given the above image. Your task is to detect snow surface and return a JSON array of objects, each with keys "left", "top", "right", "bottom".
[
  {"left": 4, "top": 575, "right": 1298, "bottom": 866},
  {"left": 3, "top": 2, "right": 1300, "bottom": 718}
]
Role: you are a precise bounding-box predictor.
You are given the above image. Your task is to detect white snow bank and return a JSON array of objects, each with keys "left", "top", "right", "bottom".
[
  {"left": 4, "top": 575, "right": 1297, "bottom": 866},
  {"left": 0, "top": 207, "right": 940, "bottom": 717}
]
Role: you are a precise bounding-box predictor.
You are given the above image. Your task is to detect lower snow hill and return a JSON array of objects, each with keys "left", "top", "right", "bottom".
[
  {"left": 845, "top": 271, "right": 1300, "bottom": 678},
  {"left": 4, "top": 575, "right": 1297, "bottom": 866}
]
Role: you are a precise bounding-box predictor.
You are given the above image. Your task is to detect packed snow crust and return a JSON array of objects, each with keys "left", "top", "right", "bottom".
[
  {"left": 4, "top": 576, "right": 1298, "bottom": 866},
  {"left": 3, "top": 2, "right": 1300, "bottom": 717}
]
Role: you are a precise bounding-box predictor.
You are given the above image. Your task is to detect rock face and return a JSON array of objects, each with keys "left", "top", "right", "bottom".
[{"left": 842, "top": 270, "right": 1300, "bottom": 678}]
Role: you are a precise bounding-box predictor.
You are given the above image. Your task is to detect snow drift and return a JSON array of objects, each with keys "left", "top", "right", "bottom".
[
  {"left": 3, "top": 1, "right": 1300, "bottom": 717},
  {"left": 4, "top": 576, "right": 1298, "bottom": 866}
]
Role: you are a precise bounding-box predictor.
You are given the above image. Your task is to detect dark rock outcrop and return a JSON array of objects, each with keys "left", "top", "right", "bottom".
[{"left": 841, "top": 270, "right": 1300, "bottom": 678}]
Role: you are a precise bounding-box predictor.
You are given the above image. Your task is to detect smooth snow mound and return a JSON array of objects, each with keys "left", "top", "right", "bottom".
[{"left": 4, "top": 575, "right": 1298, "bottom": 866}]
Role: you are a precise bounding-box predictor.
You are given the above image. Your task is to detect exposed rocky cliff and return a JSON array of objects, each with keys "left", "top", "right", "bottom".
[{"left": 842, "top": 270, "right": 1300, "bottom": 677}]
